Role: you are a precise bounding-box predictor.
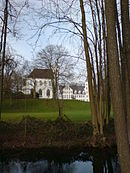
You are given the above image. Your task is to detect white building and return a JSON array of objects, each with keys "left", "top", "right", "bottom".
[
  {"left": 22, "top": 69, "right": 90, "bottom": 102},
  {"left": 22, "top": 69, "right": 53, "bottom": 99},
  {"left": 59, "top": 82, "right": 89, "bottom": 102}
]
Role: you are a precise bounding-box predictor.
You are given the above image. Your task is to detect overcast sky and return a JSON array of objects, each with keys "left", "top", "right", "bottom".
[
  {"left": 6, "top": 0, "right": 80, "bottom": 59},
  {"left": 3, "top": 0, "right": 87, "bottom": 82}
]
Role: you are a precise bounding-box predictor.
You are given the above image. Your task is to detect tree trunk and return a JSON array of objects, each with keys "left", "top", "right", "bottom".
[
  {"left": 121, "top": 0, "right": 130, "bottom": 83},
  {"left": 79, "top": 0, "right": 99, "bottom": 135},
  {"left": 120, "top": 0, "right": 130, "bottom": 135},
  {"left": 105, "top": 49, "right": 111, "bottom": 124},
  {"left": 0, "top": 0, "right": 9, "bottom": 119},
  {"left": 105, "top": 0, "right": 130, "bottom": 172},
  {"left": 33, "top": 81, "right": 36, "bottom": 99}
]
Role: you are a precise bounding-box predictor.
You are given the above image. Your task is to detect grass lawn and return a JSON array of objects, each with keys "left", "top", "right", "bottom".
[{"left": 1, "top": 99, "right": 91, "bottom": 122}]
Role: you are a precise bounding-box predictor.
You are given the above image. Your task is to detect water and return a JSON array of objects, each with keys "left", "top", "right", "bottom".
[{"left": 0, "top": 148, "right": 121, "bottom": 173}]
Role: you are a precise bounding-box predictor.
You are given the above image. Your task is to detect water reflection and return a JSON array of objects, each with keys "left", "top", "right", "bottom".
[{"left": 0, "top": 149, "right": 121, "bottom": 173}]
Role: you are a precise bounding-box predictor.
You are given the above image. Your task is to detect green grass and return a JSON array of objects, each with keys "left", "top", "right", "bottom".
[
  {"left": 1, "top": 99, "right": 91, "bottom": 122},
  {"left": 1, "top": 112, "right": 58, "bottom": 122}
]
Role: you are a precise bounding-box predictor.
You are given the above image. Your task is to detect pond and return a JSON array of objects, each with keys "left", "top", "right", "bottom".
[{"left": 0, "top": 148, "right": 121, "bottom": 173}]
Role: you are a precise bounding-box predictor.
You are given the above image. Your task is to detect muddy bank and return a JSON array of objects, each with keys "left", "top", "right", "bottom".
[{"left": 0, "top": 116, "right": 116, "bottom": 152}]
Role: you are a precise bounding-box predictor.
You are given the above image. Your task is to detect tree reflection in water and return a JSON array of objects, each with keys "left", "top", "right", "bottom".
[{"left": 0, "top": 148, "right": 121, "bottom": 173}]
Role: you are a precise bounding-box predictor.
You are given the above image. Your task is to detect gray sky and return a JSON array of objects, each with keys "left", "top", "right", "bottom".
[
  {"left": 7, "top": 1, "right": 78, "bottom": 57},
  {"left": 5, "top": 0, "right": 87, "bottom": 82}
]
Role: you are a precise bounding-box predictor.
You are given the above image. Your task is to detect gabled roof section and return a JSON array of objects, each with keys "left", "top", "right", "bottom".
[
  {"left": 28, "top": 69, "right": 53, "bottom": 79},
  {"left": 70, "top": 85, "right": 85, "bottom": 93}
]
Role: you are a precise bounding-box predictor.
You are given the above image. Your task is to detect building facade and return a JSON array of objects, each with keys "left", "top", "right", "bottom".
[
  {"left": 22, "top": 69, "right": 90, "bottom": 102},
  {"left": 22, "top": 69, "right": 53, "bottom": 99},
  {"left": 60, "top": 82, "right": 89, "bottom": 102}
]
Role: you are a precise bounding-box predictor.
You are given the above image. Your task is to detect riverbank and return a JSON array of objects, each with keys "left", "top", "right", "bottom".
[
  {"left": 0, "top": 145, "right": 120, "bottom": 173},
  {"left": 0, "top": 116, "right": 116, "bottom": 152}
]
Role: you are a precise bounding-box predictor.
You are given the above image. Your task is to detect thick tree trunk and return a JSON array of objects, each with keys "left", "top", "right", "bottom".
[
  {"left": 105, "top": 0, "right": 130, "bottom": 173},
  {"left": 120, "top": 0, "right": 130, "bottom": 135},
  {"left": 115, "top": 3, "right": 128, "bottom": 121},
  {"left": 121, "top": 0, "right": 130, "bottom": 82}
]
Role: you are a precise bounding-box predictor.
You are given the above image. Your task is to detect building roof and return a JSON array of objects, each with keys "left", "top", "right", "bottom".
[
  {"left": 59, "top": 84, "right": 85, "bottom": 94},
  {"left": 70, "top": 85, "right": 84, "bottom": 94},
  {"left": 28, "top": 69, "right": 53, "bottom": 79}
]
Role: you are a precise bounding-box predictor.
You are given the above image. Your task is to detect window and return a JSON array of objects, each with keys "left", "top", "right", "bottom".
[
  {"left": 49, "top": 81, "right": 51, "bottom": 86},
  {"left": 46, "top": 89, "right": 50, "bottom": 97},
  {"left": 44, "top": 81, "right": 47, "bottom": 86},
  {"left": 39, "top": 89, "right": 42, "bottom": 97}
]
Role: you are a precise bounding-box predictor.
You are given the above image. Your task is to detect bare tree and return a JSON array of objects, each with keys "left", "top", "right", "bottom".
[
  {"left": 0, "top": 0, "right": 29, "bottom": 118},
  {"left": 3, "top": 48, "right": 17, "bottom": 101},
  {"left": 35, "top": 44, "right": 74, "bottom": 117},
  {"left": 0, "top": 0, "right": 9, "bottom": 119},
  {"left": 3, "top": 47, "right": 25, "bottom": 95}
]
